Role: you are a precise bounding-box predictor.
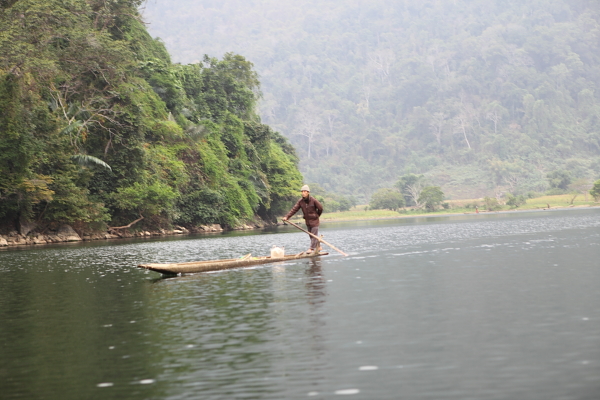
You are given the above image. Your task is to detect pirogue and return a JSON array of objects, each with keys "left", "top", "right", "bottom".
[{"left": 138, "top": 251, "right": 329, "bottom": 275}]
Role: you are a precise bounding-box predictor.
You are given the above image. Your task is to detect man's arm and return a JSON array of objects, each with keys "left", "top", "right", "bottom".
[
  {"left": 314, "top": 198, "right": 324, "bottom": 216},
  {"left": 282, "top": 199, "right": 301, "bottom": 221}
]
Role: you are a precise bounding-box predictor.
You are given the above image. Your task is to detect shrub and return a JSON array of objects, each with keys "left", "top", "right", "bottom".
[
  {"left": 337, "top": 197, "right": 352, "bottom": 211},
  {"left": 506, "top": 193, "right": 526, "bottom": 208},
  {"left": 483, "top": 196, "right": 502, "bottom": 211},
  {"left": 546, "top": 187, "right": 566, "bottom": 196}
]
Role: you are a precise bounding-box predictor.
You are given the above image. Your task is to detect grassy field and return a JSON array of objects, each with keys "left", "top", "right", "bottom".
[{"left": 299, "top": 194, "right": 600, "bottom": 223}]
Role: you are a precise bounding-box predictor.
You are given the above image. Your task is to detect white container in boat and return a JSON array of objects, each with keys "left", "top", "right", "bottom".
[{"left": 270, "top": 246, "right": 285, "bottom": 258}]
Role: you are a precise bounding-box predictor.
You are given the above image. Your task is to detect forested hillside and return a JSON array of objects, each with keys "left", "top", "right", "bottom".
[
  {"left": 143, "top": 0, "right": 600, "bottom": 200},
  {"left": 0, "top": 0, "right": 302, "bottom": 234}
]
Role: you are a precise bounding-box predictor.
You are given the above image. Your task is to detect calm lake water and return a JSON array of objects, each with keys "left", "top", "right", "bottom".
[{"left": 1, "top": 209, "right": 600, "bottom": 400}]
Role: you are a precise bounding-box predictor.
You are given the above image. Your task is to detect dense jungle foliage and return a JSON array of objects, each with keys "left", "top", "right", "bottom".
[
  {"left": 0, "top": 0, "right": 303, "bottom": 233},
  {"left": 143, "top": 0, "right": 600, "bottom": 200}
]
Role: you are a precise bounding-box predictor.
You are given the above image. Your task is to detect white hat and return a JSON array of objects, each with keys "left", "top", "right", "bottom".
[{"left": 301, "top": 185, "right": 310, "bottom": 192}]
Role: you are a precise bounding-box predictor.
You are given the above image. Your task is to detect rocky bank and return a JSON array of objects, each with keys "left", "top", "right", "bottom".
[{"left": 0, "top": 220, "right": 273, "bottom": 248}]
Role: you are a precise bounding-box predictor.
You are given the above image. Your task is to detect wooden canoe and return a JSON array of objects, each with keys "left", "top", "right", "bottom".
[{"left": 138, "top": 251, "right": 329, "bottom": 275}]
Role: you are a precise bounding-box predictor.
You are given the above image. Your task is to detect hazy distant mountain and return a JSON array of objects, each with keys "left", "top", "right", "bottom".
[{"left": 142, "top": 0, "right": 600, "bottom": 200}]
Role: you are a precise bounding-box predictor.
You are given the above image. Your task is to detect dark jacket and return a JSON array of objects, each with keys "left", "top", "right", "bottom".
[{"left": 285, "top": 196, "right": 323, "bottom": 227}]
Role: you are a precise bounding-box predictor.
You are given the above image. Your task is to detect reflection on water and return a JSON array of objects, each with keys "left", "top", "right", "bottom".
[{"left": 0, "top": 209, "right": 599, "bottom": 399}]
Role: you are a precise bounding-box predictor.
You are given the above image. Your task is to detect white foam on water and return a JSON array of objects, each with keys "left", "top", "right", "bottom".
[
  {"left": 391, "top": 251, "right": 428, "bottom": 256},
  {"left": 359, "top": 365, "right": 378, "bottom": 371},
  {"left": 335, "top": 388, "right": 360, "bottom": 395},
  {"left": 139, "top": 379, "right": 155, "bottom": 384},
  {"left": 97, "top": 382, "right": 113, "bottom": 388},
  {"left": 307, "top": 391, "right": 319, "bottom": 396}
]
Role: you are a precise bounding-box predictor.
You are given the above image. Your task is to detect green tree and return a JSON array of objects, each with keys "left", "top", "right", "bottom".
[
  {"left": 547, "top": 170, "right": 573, "bottom": 192},
  {"left": 590, "top": 180, "right": 600, "bottom": 201},
  {"left": 395, "top": 174, "right": 425, "bottom": 207},
  {"left": 418, "top": 186, "right": 444, "bottom": 212},
  {"left": 110, "top": 182, "right": 178, "bottom": 218},
  {"left": 369, "top": 188, "right": 405, "bottom": 211},
  {"left": 141, "top": 0, "right": 600, "bottom": 197},
  {"left": 0, "top": 0, "right": 304, "bottom": 234}
]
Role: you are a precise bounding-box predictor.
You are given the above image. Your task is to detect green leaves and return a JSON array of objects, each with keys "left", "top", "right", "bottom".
[
  {"left": 590, "top": 180, "right": 600, "bottom": 201},
  {"left": 418, "top": 186, "right": 445, "bottom": 212},
  {"left": 143, "top": 0, "right": 600, "bottom": 198},
  {"left": 0, "top": 0, "right": 304, "bottom": 232},
  {"left": 369, "top": 188, "right": 405, "bottom": 211},
  {"left": 110, "top": 181, "right": 177, "bottom": 216},
  {"left": 71, "top": 154, "right": 112, "bottom": 171},
  {"left": 547, "top": 170, "right": 573, "bottom": 191}
]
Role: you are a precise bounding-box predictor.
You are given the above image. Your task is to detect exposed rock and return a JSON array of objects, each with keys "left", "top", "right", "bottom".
[
  {"left": 11, "top": 235, "right": 23, "bottom": 244},
  {"left": 32, "top": 235, "right": 47, "bottom": 245},
  {"left": 19, "top": 218, "right": 37, "bottom": 236},
  {"left": 234, "top": 224, "right": 254, "bottom": 230},
  {"left": 0, "top": 217, "right": 274, "bottom": 247},
  {"left": 46, "top": 235, "right": 60, "bottom": 243},
  {"left": 56, "top": 225, "right": 82, "bottom": 242}
]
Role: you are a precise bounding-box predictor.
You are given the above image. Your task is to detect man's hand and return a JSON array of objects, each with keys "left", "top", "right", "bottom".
[{"left": 282, "top": 217, "right": 288, "bottom": 221}]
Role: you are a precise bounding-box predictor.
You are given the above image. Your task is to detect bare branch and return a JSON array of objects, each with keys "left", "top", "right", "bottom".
[{"left": 108, "top": 214, "right": 144, "bottom": 232}]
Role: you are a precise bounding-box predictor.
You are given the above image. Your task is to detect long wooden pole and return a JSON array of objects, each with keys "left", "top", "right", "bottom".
[{"left": 283, "top": 219, "right": 348, "bottom": 257}]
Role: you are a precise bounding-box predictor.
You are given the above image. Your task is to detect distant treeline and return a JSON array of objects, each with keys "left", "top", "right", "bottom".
[
  {"left": 144, "top": 0, "right": 600, "bottom": 200},
  {"left": 0, "top": 0, "right": 302, "bottom": 233}
]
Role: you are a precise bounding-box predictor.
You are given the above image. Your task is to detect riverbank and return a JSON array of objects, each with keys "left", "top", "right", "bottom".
[
  {"left": 2, "top": 194, "right": 597, "bottom": 248},
  {"left": 315, "top": 194, "right": 600, "bottom": 223},
  {"left": 0, "top": 220, "right": 269, "bottom": 248}
]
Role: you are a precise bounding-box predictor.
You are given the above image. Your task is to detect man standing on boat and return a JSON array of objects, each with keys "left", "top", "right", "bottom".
[{"left": 282, "top": 185, "right": 324, "bottom": 254}]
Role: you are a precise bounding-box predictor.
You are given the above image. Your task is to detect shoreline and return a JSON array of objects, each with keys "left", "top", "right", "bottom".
[
  {"left": 0, "top": 221, "right": 272, "bottom": 249},
  {"left": 2, "top": 204, "right": 598, "bottom": 249},
  {"left": 317, "top": 204, "right": 600, "bottom": 224}
]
